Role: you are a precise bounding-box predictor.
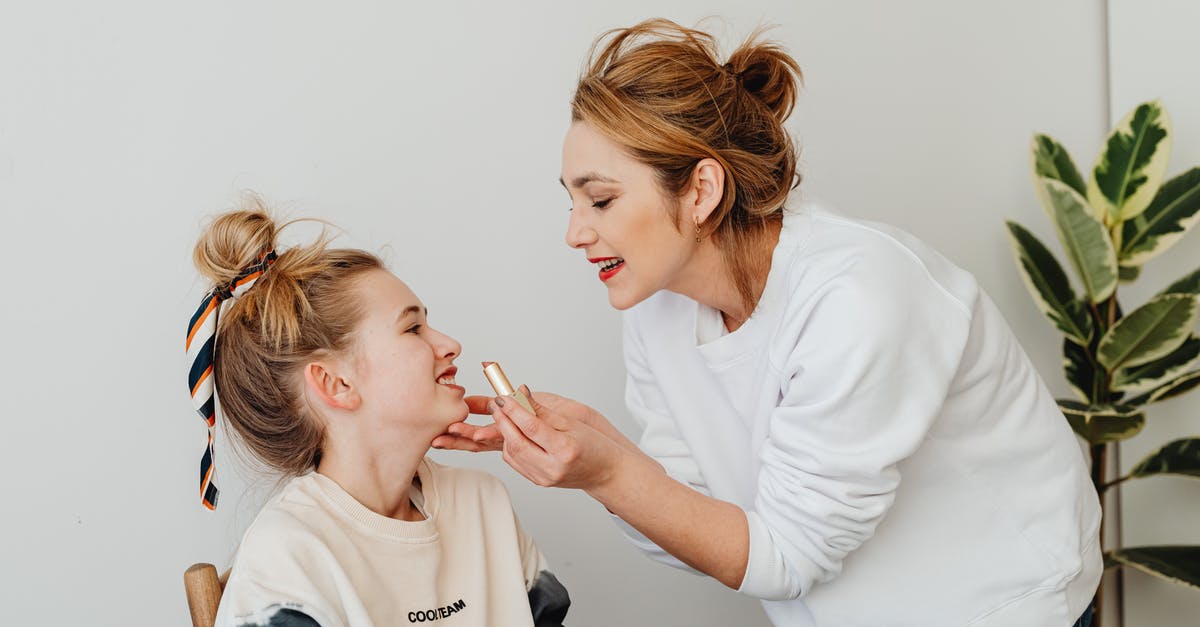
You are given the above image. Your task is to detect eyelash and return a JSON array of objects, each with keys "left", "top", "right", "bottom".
[
  {"left": 406, "top": 324, "right": 423, "bottom": 334},
  {"left": 566, "top": 197, "right": 615, "bottom": 212}
]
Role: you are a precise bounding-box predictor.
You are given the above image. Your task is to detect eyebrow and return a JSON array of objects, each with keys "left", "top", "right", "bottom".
[
  {"left": 396, "top": 305, "right": 427, "bottom": 323},
  {"left": 558, "top": 172, "right": 620, "bottom": 190}
]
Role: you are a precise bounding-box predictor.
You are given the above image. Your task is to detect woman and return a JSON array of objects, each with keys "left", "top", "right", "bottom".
[
  {"left": 186, "top": 203, "right": 569, "bottom": 627},
  {"left": 434, "top": 19, "right": 1100, "bottom": 627}
]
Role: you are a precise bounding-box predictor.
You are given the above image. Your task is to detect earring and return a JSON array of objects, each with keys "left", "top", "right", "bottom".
[{"left": 694, "top": 218, "right": 702, "bottom": 243}]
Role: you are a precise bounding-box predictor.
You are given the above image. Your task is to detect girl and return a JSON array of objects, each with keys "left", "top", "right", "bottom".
[{"left": 186, "top": 202, "right": 569, "bottom": 627}]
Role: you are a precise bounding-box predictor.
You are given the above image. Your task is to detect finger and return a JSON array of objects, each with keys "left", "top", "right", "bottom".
[
  {"left": 446, "top": 421, "right": 497, "bottom": 439},
  {"left": 529, "top": 390, "right": 566, "bottom": 411},
  {"left": 465, "top": 395, "right": 494, "bottom": 415},
  {"left": 518, "top": 385, "right": 546, "bottom": 414},
  {"left": 517, "top": 387, "right": 572, "bottom": 431},
  {"left": 431, "top": 434, "right": 496, "bottom": 452},
  {"left": 497, "top": 395, "right": 569, "bottom": 450},
  {"left": 491, "top": 403, "right": 549, "bottom": 458},
  {"left": 469, "top": 424, "right": 502, "bottom": 443},
  {"left": 490, "top": 405, "right": 528, "bottom": 446}
]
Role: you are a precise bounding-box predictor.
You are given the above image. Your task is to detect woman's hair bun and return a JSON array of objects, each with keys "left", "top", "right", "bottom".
[
  {"left": 193, "top": 199, "right": 278, "bottom": 287},
  {"left": 724, "top": 33, "right": 802, "bottom": 122}
]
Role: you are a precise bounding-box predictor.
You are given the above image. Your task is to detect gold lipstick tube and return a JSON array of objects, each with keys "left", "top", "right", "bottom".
[{"left": 482, "top": 361, "right": 535, "bottom": 414}]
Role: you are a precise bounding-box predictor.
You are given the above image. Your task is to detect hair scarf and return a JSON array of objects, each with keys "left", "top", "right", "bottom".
[{"left": 184, "top": 250, "right": 277, "bottom": 509}]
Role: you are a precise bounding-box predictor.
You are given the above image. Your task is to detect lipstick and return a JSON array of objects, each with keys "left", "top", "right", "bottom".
[{"left": 482, "top": 361, "right": 535, "bottom": 414}]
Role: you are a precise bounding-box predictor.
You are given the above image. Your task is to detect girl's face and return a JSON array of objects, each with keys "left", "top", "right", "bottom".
[
  {"left": 348, "top": 269, "right": 467, "bottom": 433},
  {"left": 560, "top": 121, "right": 695, "bottom": 310}
]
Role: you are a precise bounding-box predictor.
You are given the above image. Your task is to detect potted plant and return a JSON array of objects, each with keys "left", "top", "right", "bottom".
[{"left": 1006, "top": 99, "right": 1200, "bottom": 626}]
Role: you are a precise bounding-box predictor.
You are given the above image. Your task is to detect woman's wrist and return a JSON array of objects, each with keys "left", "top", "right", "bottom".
[{"left": 583, "top": 444, "right": 663, "bottom": 508}]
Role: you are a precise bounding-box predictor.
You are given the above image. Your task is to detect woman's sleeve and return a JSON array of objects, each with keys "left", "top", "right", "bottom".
[
  {"left": 737, "top": 262, "right": 972, "bottom": 601},
  {"left": 613, "top": 314, "right": 710, "bottom": 575}
]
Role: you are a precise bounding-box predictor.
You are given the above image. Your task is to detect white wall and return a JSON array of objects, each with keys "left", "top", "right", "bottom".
[
  {"left": 0, "top": 1, "right": 1121, "bottom": 624},
  {"left": 1107, "top": 0, "right": 1200, "bottom": 623}
]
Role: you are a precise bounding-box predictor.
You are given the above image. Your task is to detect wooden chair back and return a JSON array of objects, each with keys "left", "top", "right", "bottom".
[{"left": 184, "top": 563, "right": 230, "bottom": 627}]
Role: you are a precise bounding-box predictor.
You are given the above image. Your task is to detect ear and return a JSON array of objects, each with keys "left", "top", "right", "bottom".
[
  {"left": 681, "top": 157, "right": 726, "bottom": 225},
  {"left": 302, "top": 360, "right": 361, "bottom": 412}
]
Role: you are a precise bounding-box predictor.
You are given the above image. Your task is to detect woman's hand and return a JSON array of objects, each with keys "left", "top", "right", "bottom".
[
  {"left": 433, "top": 387, "right": 641, "bottom": 456},
  {"left": 488, "top": 391, "right": 629, "bottom": 491},
  {"left": 490, "top": 392, "right": 751, "bottom": 589}
]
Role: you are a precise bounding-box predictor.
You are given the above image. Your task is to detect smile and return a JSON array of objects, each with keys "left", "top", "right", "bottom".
[
  {"left": 592, "top": 257, "right": 625, "bottom": 282},
  {"left": 437, "top": 367, "right": 465, "bottom": 393}
]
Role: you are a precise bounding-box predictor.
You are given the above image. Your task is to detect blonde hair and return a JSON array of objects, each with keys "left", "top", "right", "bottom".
[
  {"left": 571, "top": 18, "right": 802, "bottom": 312},
  {"left": 192, "top": 198, "right": 381, "bottom": 476}
]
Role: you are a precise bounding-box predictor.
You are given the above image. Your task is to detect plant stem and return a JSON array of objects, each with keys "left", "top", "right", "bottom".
[
  {"left": 1114, "top": 443, "right": 1125, "bottom": 627},
  {"left": 1091, "top": 442, "right": 1108, "bottom": 627},
  {"left": 1100, "top": 474, "right": 1131, "bottom": 493}
]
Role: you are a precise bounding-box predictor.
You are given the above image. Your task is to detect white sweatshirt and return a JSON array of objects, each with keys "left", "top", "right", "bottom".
[
  {"left": 214, "top": 458, "right": 569, "bottom": 627},
  {"left": 617, "top": 203, "right": 1102, "bottom": 626}
]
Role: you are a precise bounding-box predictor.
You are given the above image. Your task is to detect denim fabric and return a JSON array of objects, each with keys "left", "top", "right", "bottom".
[{"left": 1072, "top": 604, "right": 1094, "bottom": 627}]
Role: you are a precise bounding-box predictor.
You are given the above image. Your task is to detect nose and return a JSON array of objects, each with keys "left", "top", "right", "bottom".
[
  {"left": 430, "top": 326, "right": 461, "bottom": 361},
  {"left": 565, "top": 209, "right": 597, "bottom": 249}
]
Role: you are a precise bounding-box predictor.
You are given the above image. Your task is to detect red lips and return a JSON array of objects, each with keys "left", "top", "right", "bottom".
[
  {"left": 598, "top": 261, "right": 625, "bottom": 282},
  {"left": 588, "top": 257, "right": 625, "bottom": 282}
]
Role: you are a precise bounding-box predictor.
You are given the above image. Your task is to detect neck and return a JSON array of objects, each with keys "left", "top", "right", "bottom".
[
  {"left": 316, "top": 421, "right": 433, "bottom": 521},
  {"left": 670, "top": 220, "right": 782, "bottom": 332}
]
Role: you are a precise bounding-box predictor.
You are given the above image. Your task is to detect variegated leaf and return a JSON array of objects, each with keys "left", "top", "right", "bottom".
[
  {"left": 1108, "top": 546, "right": 1200, "bottom": 589},
  {"left": 1159, "top": 266, "right": 1200, "bottom": 298},
  {"left": 1113, "top": 336, "right": 1200, "bottom": 394},
  {"left": 1062, "top": 338, "right": 1095, "bottom": 402},
  {"left": 1119, "top": 265, "right": 1141, "bottom": 283},
  {"left": 1127, "top": 369, "right": 1200, "bottom": 405},
  {"left": 1120, "top": 168, "right": 1200, "bottom": 266},
  {"left": 1036, "top": 178, "right": 1118, "bottom": 303},
  {"left": 1031, "top": 134, "right": 1087, "bottom": 197},
  {"left": 1006, "top": 221, "right": 1092, "bottom": 344},
  {"left": 1057, "top": 400, "right": 1144, "bottom": 444},
  {"left": 1130, "top": 438, "right": 1200, "bottom": 479},
  {"left": 1097, "top": 294, "right": 1198, "bottom": 371},
  {"left": 1088, "top": 100, "right": 1172, "bottom": 222}
]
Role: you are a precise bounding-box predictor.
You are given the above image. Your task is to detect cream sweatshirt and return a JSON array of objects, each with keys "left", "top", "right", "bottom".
[{"left": 214, "top": 458, "right": 569, "bottom": 627}]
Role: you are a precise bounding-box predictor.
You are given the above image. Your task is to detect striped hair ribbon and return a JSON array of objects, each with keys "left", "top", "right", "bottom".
[{"left": 185, "top": 250, "right": 277, "bottom": 510}]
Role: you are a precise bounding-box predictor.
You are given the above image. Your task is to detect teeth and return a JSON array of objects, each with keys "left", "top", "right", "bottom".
[
  {"left": 598, "top": 258, "right": 624, "bottom": 271},
  {"left": 437, "top": 376, "right": 456, "bottom": 385}
]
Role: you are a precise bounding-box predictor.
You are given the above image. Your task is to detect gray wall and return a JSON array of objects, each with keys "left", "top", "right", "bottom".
[{"left": 3, "top": 1, "right": 1187, "bottom": 625}]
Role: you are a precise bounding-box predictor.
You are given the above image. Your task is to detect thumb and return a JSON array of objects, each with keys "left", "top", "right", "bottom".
[
  {"left": 519, "top": 384, "right": 544, "bottom": 413},
  {"left": 519, "top": 384, "right": 568, "bottom": 430}
]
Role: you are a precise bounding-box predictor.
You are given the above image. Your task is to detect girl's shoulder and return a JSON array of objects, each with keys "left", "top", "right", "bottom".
[{"left": 420, "top": 458, "right": 516, "bottom": 510}]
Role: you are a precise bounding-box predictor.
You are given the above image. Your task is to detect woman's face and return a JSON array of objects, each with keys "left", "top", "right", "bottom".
[
  {"left": 560, "top": 121, "right": 695, "bottom": 310},
  {"left": 347, "top": 269, "right": 468, "bottom": 432}
]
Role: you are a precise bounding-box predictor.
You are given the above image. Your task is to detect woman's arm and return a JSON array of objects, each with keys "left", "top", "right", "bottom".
[{"left": 487, "top": 395, "right": 751, "bottom": 590}]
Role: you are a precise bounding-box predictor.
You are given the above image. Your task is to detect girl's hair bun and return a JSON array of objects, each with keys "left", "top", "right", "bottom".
[{"left": 193, "top": 199, "right": 277, "bottom": 288}]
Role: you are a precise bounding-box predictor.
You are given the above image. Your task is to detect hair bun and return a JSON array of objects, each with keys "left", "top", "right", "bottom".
[
  {"left": 193, "top": 200, "right": 278, "bottom": 288},
  {"left": 724, "top": 34, "right": 802, "bottom": 122}
]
